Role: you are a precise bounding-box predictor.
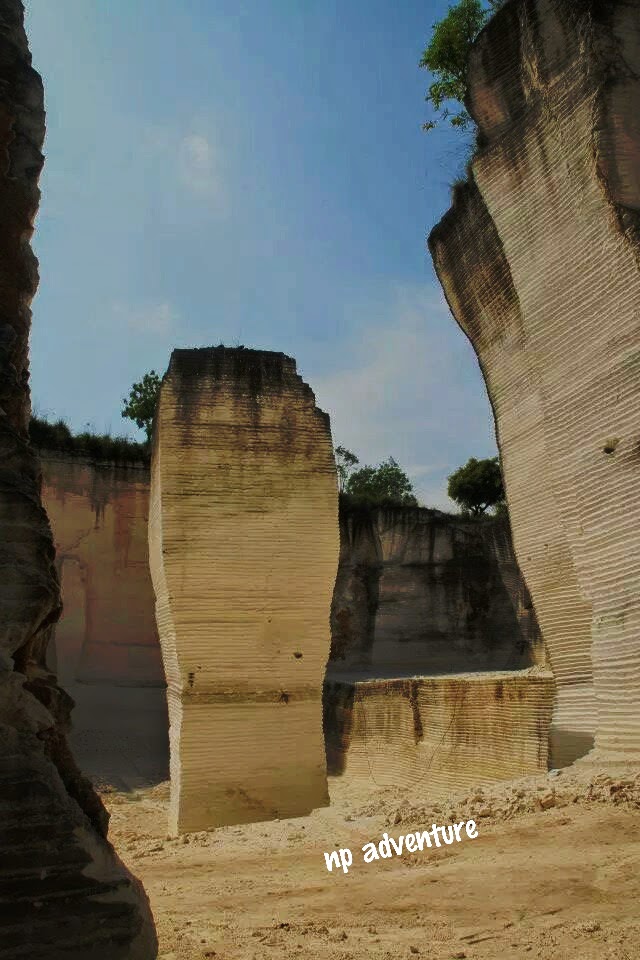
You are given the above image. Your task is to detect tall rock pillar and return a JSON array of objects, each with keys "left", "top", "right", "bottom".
[
  {"left": 429, "top": 0, "right": 640, "bottom": 765},
  {"left": 149, "top": 347, "right": 340, "bottom": 833},
  {"left": 0, "top": 2, "right": 157, "bottom": 956}
]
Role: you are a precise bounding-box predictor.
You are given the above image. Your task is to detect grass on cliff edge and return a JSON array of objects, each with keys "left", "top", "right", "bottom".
[{"left": 29, "top": 415, "right": 150, "bottom": 464}]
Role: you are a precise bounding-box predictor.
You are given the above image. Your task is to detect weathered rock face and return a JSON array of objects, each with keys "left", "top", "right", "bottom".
[
  {"left": 39, "top": 458, "right": 540, "bottom": 689},
  {"left": 149, "top": 347, "right": 340, "bottom": 834},
  {"left": 324, "top": 670, "right": 554, "bottom": 789},
  {"left": 326, "top": 507, "right": 550, "bottom": 791},
  {"left": 429, "top": 0, "right": 640, "bottom": 765},
  {"left": 37, "top": 457, "right": 543, "bottom": 794},
  {"left": 330, "top": 505, "right": 543, "bottom": 677},
  {"left": 41, "top": 455, "right": 163, "bottom": 687},
  {"left": 0, "top": 3, "right": 157, "bottom": 956}
]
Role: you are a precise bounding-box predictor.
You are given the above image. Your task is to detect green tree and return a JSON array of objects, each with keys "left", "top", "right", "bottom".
[
  {"left": 447, "top": 455, "right": 504, "bottom": 516},
  {"left": 335, "top": 445, "right": 359, "bottom": 493},
  {"left": 121, "top": 370, "right": 161, "bottom": 442},
  {"left": 346, "top": 456, "right": 418, "bottom": 506},
  {"left": 420, "top": 0, "right": 505, "bottom": 131}
]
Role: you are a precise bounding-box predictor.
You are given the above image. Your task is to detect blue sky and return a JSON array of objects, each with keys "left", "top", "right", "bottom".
[{"left": 25, "top": 0, "right": 496, "bottom": 509}]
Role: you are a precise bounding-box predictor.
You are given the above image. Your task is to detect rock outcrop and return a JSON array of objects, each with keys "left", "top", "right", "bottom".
[
  {"left": 149, "top": 347, "right": 340, "bottom": 833},
  {"left": 330, "top": 505, "right": 543, "bottom": 677},
  {"left": 0, "top": 3, "right": 157, "bottom": 956},
  {"left": 429, "top": 0, "right": 640, "bottom": 765}
]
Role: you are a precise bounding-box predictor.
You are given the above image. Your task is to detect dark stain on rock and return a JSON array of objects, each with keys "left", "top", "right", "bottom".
[
  {"left": 164, "top": 345, "right": 325, "bottom": 462},
  {"left": 401, "top": 679, "right": 424, "bottom": 744},
  {"left": 329, "top": 606, "right": 352, "bottom": 661},
  {"left": 323, "top": 681, "right": 356, "bottom": 775}
]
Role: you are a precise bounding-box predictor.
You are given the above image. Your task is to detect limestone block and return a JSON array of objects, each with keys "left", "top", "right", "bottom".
[
  {"left": 429, "top": 0, "right": 640, "bottom": 764},
  {"left": 149, "top": 347, "right": 339, "bottom": 833},
  {"left": 324, "top": 670, "right": 554, "bottom": 790},
  {"left": 0, "top": 3, "right": 157, "bottom": 955}
]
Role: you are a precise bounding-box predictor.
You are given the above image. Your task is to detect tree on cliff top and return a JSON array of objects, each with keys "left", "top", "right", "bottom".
[
  {"left": 121, "top": 370, "right": 161, "bottom": 443},
  {"left": 342, "top": 454, "right": 418, "bottom": 507},
  {"left": 335, "top": 445, "right": 360, "bottom": 493},
  {"left": 447, "top": 455, "right": 504, "bottom": 516},
  {"left": 420, "top": 0, "right": 505, "bottom": 132}
]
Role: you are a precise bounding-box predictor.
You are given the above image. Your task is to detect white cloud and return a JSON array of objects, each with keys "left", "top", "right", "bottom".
[
  {"left": 139, "top": 124, "right": 227, "bottom": 213},
  {"left": 178, "top": 132, "right": 224, "bottom": 205},
  {"left": 112, "top": 301, "right": 179, "bottom": 336},
  {"left": 308, "top": 284, "right": 496, "bottom": 510}
]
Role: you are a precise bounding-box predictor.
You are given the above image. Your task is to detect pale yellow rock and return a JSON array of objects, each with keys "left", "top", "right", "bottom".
[
  {"left": 429, "top": 0, "right": 640, "bottom": 764},
  {"left": 148, "top": 347, "right": 340, "bottom": 833},
  {"left": 37, "top": 458, "right": 541, "bottom": 691},
  {"left": 39, "top": 454, "right": 163, "bottom": 687},
  {"left": 325, "top": 670, "right": 554, "bottom": 793}
]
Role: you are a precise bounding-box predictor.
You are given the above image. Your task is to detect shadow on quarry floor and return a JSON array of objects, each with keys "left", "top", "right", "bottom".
[
  {"left": 68, "top": 679, "right": 349, "bottom": 795},
  {"left": 67, "top": 669, "right": 557, "bottom": 795},
  {"left": 67, "top": 681, "right": 169, "bottom": 792},
  {"left": 67, "top": 679, "right": 355, "bottom": 792}
]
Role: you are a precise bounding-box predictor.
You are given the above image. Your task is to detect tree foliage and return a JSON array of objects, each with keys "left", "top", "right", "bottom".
[
  {"left": 335, "top": 445, "right": 360, "bottom": 493},
  {"left": 121, "top": 370, "right": 161, "bottom": 442},
  {"left": 343, "top": 454, "right": 418, "bottom": 506},
  {"left": 447, "top": 455, "right": 504, "bottom": 515},
  {"left": 420, "top": 0, "right": 505, "bottom": 131}
]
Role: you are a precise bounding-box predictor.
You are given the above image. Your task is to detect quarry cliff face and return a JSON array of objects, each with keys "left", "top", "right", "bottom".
[
  {"left": 41, "top": 455, "right": 162, "bottom": 687},
  {"left": 39, "top": 459, "right": 541, "bottom": 688},
  {"left": 330, "top": 505, "right": 542, "bottom": 677},
  {"left": 429, "top": 0, "right": 640, "bottom": 766},
  {"left": 0, "top": 3, "right": 157, "bottom": 957},
  {"left": 37, "top": 452, "right": 549, "bottom": 800},
  {"left": 148, "top": 347, "right": 340, "bottom": 834},
  {"left": 326, "top": 508, "right": 552, "bottom": 794}
]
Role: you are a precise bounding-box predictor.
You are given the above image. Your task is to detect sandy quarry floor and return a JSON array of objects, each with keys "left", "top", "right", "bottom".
[{"left": 102, "top": 764, "right": 640, "bottom": 960}]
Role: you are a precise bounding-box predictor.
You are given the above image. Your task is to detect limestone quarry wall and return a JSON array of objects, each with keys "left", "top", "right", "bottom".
[
  {"left": 148, "top": 347, "right": 340, "bottom": 834},
  {"left": 326, "top": 511, "right": 552, "bottom": 793},
  {"left": 324, "top": 670, "right": 554, "bottom": 790},
  {"left": 0, "top": 3, "right": 157, "bottom": 957},
  {"left": 38, "top": 455, "right": 547, "bottom": 799},
  {"left": 330, "top": 505, "right": 543, "bottom": 677},
  {"left": 429, "top": 0, "right": 640, "bottom": 765},
  {"left": 39, "top": 460, "right": 541, "bottom": 690},
  {"left": 39, "top": 454, "right": 163, "bottom": 687}
]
